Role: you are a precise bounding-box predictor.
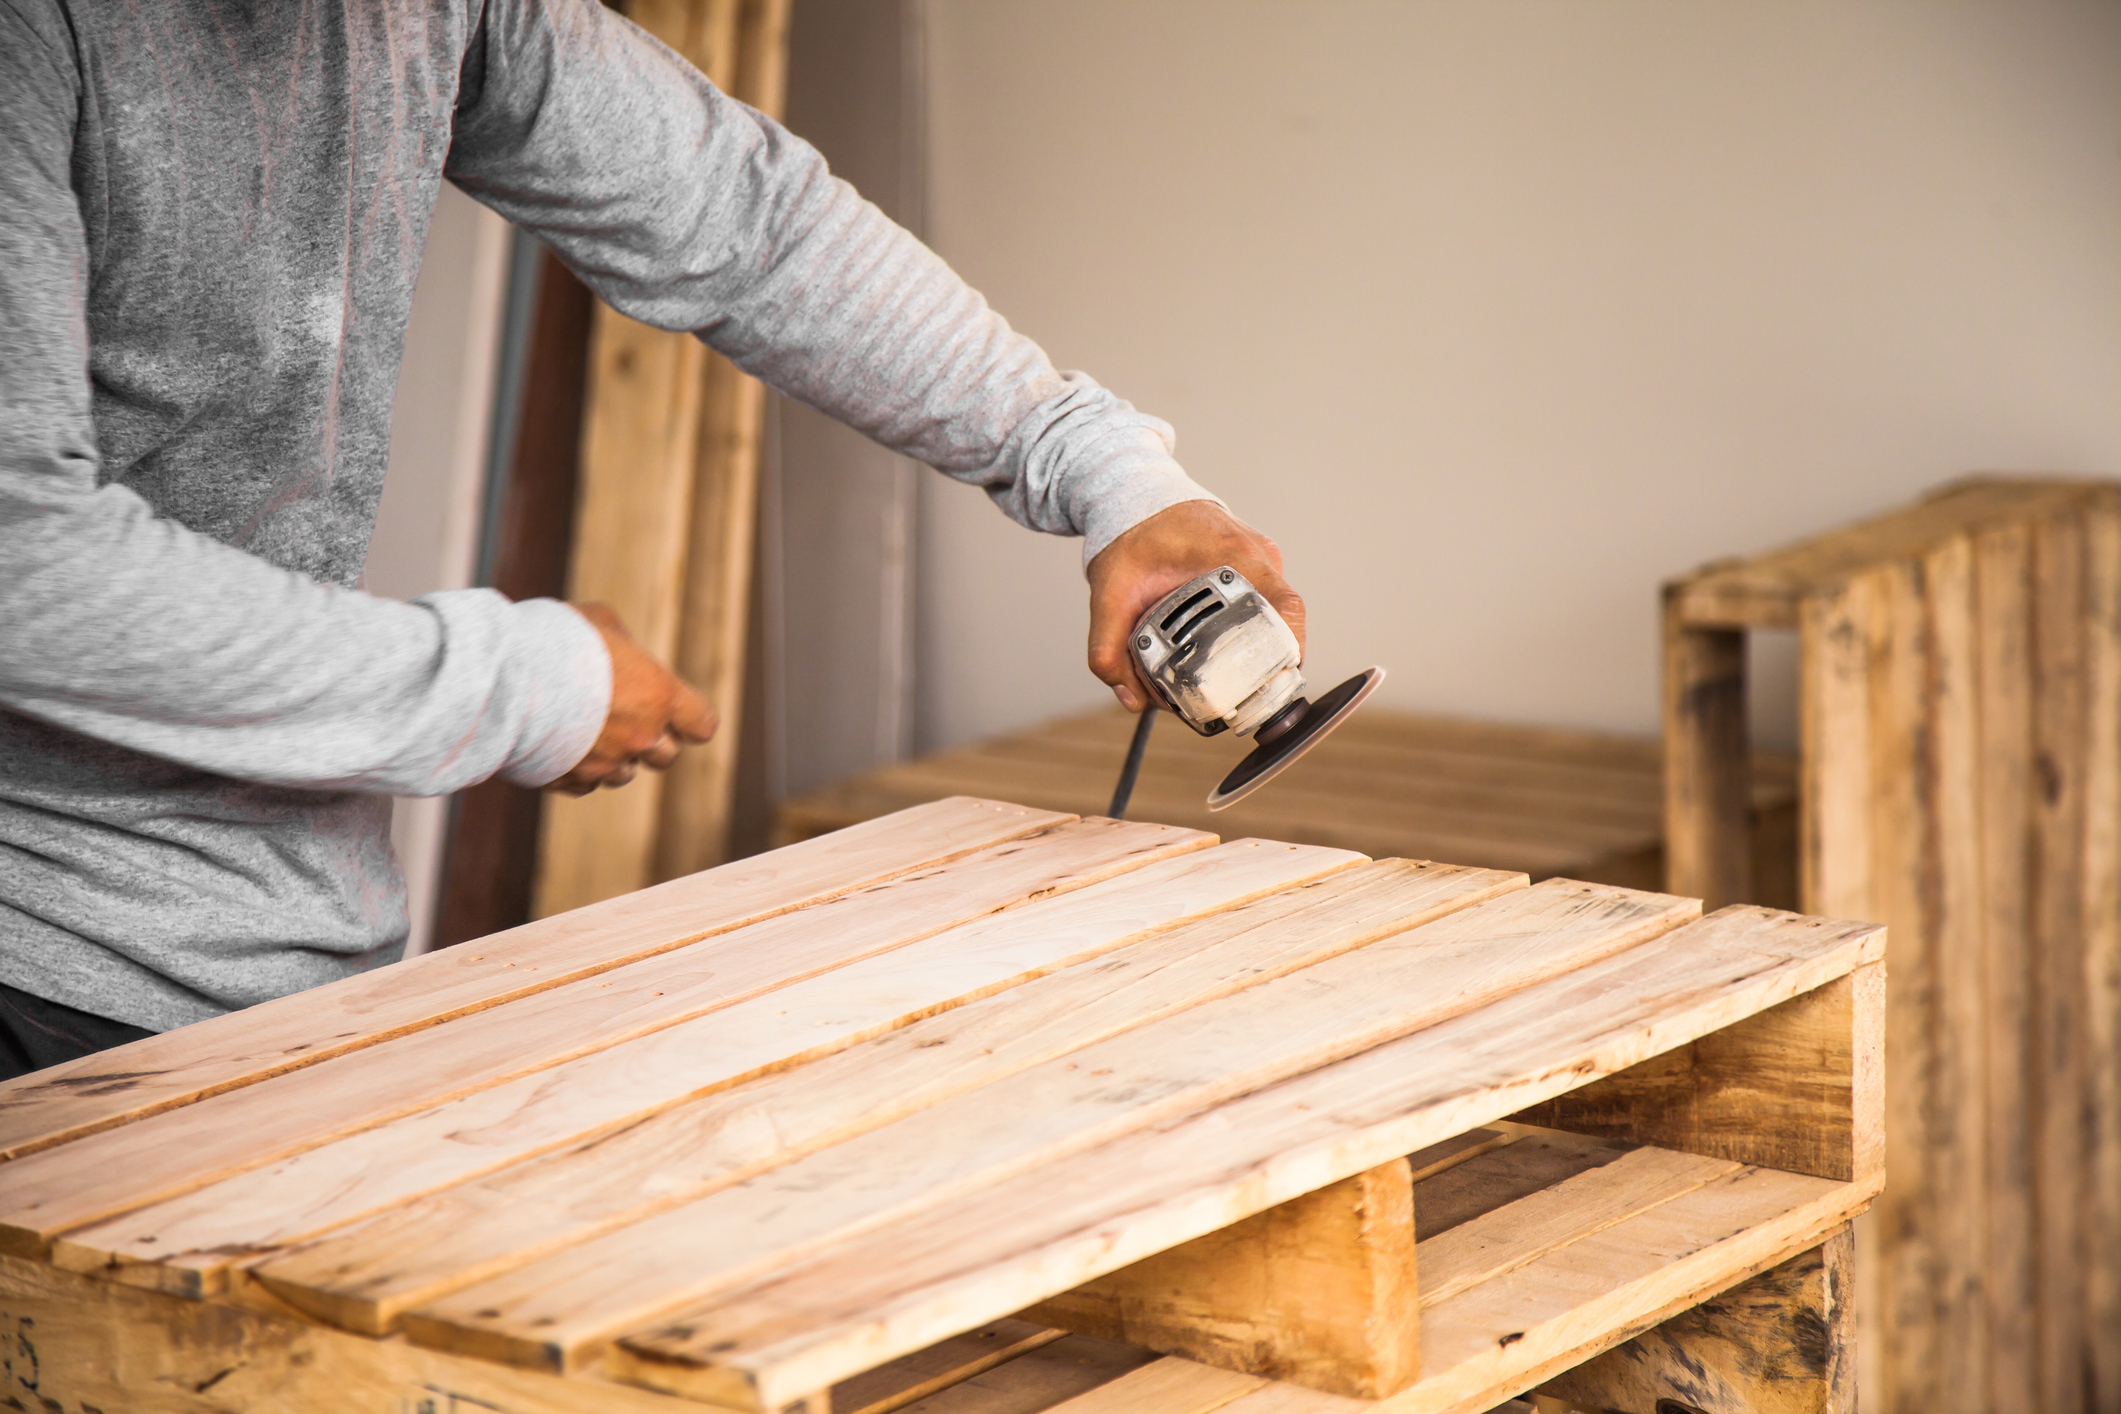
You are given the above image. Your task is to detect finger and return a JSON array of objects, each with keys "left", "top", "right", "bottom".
[
  {"left": 601, "top": 760, "right": 638, "bottom": 789},
  {"left": 1086, "top": 601, "right": 1150, "bottom": 711},
  {"left": 668, "top": 682, "right": 718, "bottom": 743},
  {"left": 639, "top": 731, "right": 682, "bottom": 770}
]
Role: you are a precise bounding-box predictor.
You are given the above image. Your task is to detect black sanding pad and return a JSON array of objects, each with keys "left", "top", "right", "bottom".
[{"left": 1207, "top": 667, "right": 1385, "bottom": 811}]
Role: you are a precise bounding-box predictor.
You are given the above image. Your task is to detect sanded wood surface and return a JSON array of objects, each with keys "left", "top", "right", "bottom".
[
  {"left": 61, "top": 839, "right": 1364, "bottom": 1299},
  {"left": 0, "top": 817, "right": 1206, "bottom": 1253},
  {"left": 604, "top": 905, "right": 1879, "bottom": 1409},
  {"left": 5, "top": 799, "right": 1885, "bottom": 1414},
  {"left": 1663, "top": 476, "right": 2121, "bottom": 1414},
  {"left": 0, "top": 795, "right": 1061, "bottom": 1161}
]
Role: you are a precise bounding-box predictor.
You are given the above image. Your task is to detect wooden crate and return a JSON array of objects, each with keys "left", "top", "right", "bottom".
[
  {"left": 1664, "top": 476, "right": 2121, "bottom": 1414},
  {"left": 0, "top": 798, "right": 1879, "bottom": 1414},
  {"left": 775, "top": 709, "right": 1799, "bottom": 905}
]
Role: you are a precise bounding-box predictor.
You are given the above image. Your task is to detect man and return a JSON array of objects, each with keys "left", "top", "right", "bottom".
[{"left": 0, "top": 0, "right": 1304, "bottom": 1077}]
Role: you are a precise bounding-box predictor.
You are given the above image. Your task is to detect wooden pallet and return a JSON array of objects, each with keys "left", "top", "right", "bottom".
[
  {"left": 1664, "top": 476, "right": 2121, "bottom": 1414},
  {"left": 0, "top": 798, "right": 1879, "bottom": 1413},
  {"left": 775, "top": 709, "right": 1799, "bottom": 906}
]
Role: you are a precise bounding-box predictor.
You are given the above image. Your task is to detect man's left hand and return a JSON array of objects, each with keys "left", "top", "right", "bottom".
[{"left": 1086, "top": 500, "right": 1306, "bottom": 712}]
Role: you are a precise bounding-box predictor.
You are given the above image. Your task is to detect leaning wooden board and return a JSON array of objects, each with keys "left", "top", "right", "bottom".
[{"left": 0, "top": 797, "right": 1882, "bottom": 1414}]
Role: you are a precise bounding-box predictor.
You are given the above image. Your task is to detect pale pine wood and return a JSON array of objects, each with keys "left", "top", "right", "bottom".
[
  {"left": 63, "top": 840, "right": 1360, "bottom": 1299},
  {"left": 242, "top": 862, "right": 1506, "bottom": 1333},
  {"left": 1022, "top": 1161, "right": 1421, "bottom": 1398},
  {"left": 0, "top": 818, "right": 1206, "bottom": 1251},
  {"left": 1537, "top": 1227, "right": 1855, "bottom": 1414},
  {"left": 0, "top": 796, "right": 1065, "bottom": 1162},
  {"left": 398, "top": 881, "right": 1690, "bottom": 1375},
  {"left": 1036, "top": 1359, "right": 1266, "bottom": 1413},
  {"left": 0, "top": 1252, "right": 706, "bottom": 1414},
  {"left": 599, "top": 907, "right": 1879, "bottom": 1408},
  {"left": 1662, "top": 599, "right": 1751, "bottom": 910},
  {"left": 1414, "top": 1145, "right": 1742, "bottom": 1309},
  {"left": 1411, "top": 1130, "right": 1636, "bottom": 1240},
  {"left": 534, "top": 0, "right": 780, "bottom": 915},
  {"left": 655, "top": 0, "right": 794, "bottom": 881},
  {"left": 1513, "top": 962, "right": 1884, "bottom": 1185},
  {"left": 829, "top": 1319, "right": 1066, "bottom": 1414}
]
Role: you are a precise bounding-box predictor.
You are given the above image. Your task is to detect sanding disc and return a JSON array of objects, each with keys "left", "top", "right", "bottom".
[{"left": 1207, "top": 667, "right": 1385, "bottom": 811}]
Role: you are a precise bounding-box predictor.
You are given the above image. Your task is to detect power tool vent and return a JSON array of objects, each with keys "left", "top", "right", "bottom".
[{"left": 1160, "top": 587, "right": 1225, "bottom": 646}]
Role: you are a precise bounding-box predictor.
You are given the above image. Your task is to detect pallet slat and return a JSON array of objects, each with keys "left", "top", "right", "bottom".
[
  {"left": 600, "top": 905, "right": 1879, "bottom": 1410},
  {"left": 238, "top": 860, "right": 1503, "bottom": 1333},
  {"left": 0, "top": 818, "right": 1207, "bottom": 1251},
  {"left": 0, "top": 797, "right": 1067, "bottom": 1161},
  {"left": 59, "top": 840, "right": 1364, "bottom": 1297}
]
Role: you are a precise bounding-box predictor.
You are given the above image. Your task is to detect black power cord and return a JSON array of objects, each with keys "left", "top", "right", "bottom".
[{"left": 1107, "top": 708, "right": 1157, "bottom": 818}]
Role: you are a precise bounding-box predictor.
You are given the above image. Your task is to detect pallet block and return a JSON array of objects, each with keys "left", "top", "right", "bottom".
[{"left": 0, "top": 799, "right": 1882, "bottom": 1414}]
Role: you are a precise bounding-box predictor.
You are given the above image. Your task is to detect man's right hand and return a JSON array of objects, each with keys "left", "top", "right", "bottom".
[{"left": 547, "top": 604, "right": 717, "bottom": 795}]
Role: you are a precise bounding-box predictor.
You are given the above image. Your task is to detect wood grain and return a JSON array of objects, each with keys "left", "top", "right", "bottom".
[
  {"left": 0, "top": 818, "right": 1204, "bottom": 1251},
  {"left": 1537, "top": 1227, "right": 1856, "bottom": 1414},
  {"left": 0, "top": 796, "right": 1066, "bottom": 1162},
  {"left": 1023, "top": 1161, "right": 1421, "bottom": 1398},
  {"left": 1663, "top": 599, "right": 1751, "bottom": 910},
  {"left": 395, "top": 876, "right": 1640, "bottom": 1371},
  {"left": 61, "top": 841, "right": 1361, "bottom": 1298},
  {"left": 600, "top": 906, "right": 1878, "bottom": 1409}
]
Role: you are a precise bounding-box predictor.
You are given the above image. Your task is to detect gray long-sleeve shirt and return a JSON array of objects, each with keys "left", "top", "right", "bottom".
[{"left": 0, "top": 0, "right": 1213, "bottom": 1032}]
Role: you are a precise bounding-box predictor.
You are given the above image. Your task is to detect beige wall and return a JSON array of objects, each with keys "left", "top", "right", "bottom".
[{"left": 914, "top": 0, "right": 2121, "bottom": 753}]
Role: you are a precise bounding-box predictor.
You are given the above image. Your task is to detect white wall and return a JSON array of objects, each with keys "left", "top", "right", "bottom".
[
  {"left": 364, "top": 183, "right": 512, "bottom": 954},
  {"left": 915, "top": 0, "right": 2121, "bottom": 754}
]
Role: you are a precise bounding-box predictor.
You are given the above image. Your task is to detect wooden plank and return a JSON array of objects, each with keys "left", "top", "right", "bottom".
[
  {"left": 870, "top": 1333, "right": 1159, "bottom": 1414},
  {"left": 1669, "top": 478, "right": 2105, "bottom": 629},
  {"left": 1662, "top": 601, "right": 1751, "bottom": 909},
  {"left": 1413, "top": 1130, "right": 1636, "bottom": 1240},
  {"left": 1035, "top": 1359, "right": 1265, "bottom": 1414},
  {"left": 0, "top": 1252, "right": 708, "bottom": 1414},
  {"left": 0, "top": 818, "right": 1206, "bottom": 1251},
  {"left": 1021, "top": 1161, "right": 1421, "bottom": 1398},
  {"left": 0, "top": 796, "right": 1066, "bottom": 1161},
  {"left": 2030, "top": 509, "right": 2090, "bottom": 1414},
  {"left": 1404, "top": 1128, "right": 1516, "bottom": 1184},
  {"left": 1919, "top": 534, "right": 1990, "bottom": 1414},
  {"left": 1513, "top": 962, "right": 1883, "bottom": 1184},
  {"left": 398, "top": 880, "right": 1693, "bottom": 1374},
  {"left": 655, "top": 0, "right": 794, "bottom": 882},
  {"left": 599, "top": 906, "right": 1881, "bottom": 1408},
  {"left": 238, "top": 862, "right": 1509, "bottom": 1331},
  {"left": 1537, "top": 1227, "right": 1855, "bottom": 1414},
  {"left": 531, "top": 0, "right": 747, "bottom": 917},
  {"left": 830, "top": 1319, "right": 1066, "bottom": 1414},
  {"left": 1971, "top": 519, "right": 2039, "bottom": 1414},
  {"left": 2081, "top": 491, "right": 2121, "bottom": 1414},
  {"left": 71, "top": 841, "right": 1371, "bottom": 1299},
  {"left": 1415, "top": 1145, "right": 1742, "bottom": 1309}
]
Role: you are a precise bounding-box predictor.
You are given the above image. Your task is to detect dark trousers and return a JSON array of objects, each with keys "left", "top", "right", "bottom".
[{"left": 0, "top": 982, "right": 155, "bottom": 1081}]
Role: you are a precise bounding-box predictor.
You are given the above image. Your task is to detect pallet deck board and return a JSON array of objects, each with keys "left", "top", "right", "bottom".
[
  {"left": 57, "top": 838, "right": 1366, "bottom": 1297},
  {"left": 0, "top": 796, "right": 1068, "bottom": 1162},
  {"left": 1, "top": 799, "right": 1883, "bottom": 1414}
]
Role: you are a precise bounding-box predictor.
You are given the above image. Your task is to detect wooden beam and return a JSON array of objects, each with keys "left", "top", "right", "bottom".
[
  {"left": 1537, "top": 1226, "right": 1856, "bottom": 1414},
  {"left": 1020, "top": 1160, "right": 1422, "bottom": 1399},
  {"left": 1662, "top": 595, "right": 1751, "bottom": 910},
  {"left": 1511, "top": 958, "right": 1884, "bottom": 1187}
]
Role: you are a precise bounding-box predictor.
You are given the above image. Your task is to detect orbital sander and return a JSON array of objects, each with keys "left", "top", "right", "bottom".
[{"left": 1108, "top": 566, "right": 1384, "bottom": 816}]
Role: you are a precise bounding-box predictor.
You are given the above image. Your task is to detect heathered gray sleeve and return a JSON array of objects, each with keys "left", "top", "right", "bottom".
[
  {"left": 0, "top": 3, "right": 608, "bottom": 796},
  {"left": 446, "top": 0, "right": 1218, "bottom": 565}
]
